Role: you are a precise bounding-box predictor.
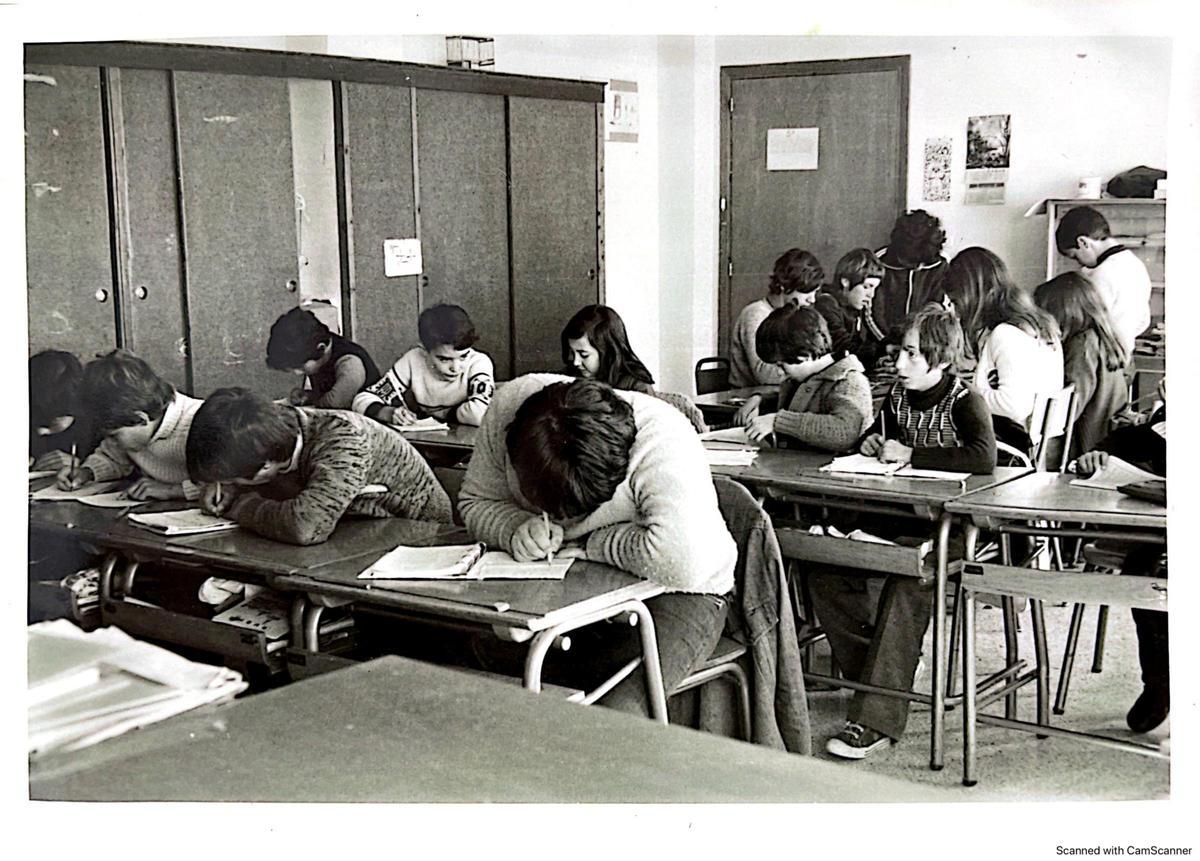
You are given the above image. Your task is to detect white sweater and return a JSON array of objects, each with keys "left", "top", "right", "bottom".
[
  {"left": 1083, "top": 248, "right": 1152, "bottom": 355},
  {"left": 352, "top": 347, "right": 495, "bottom": 426},
  {"left": 458, "top": 374, "right": 736, "bottom": 595},
  {"left": 83, "top": 392, "right": 202, "bottom": 499},
  {"left": 730, "top": 298, "right": 786, "bottom": 388},
  {"left": 972, "top": 324, "right": 1064, "bottom": 426}
]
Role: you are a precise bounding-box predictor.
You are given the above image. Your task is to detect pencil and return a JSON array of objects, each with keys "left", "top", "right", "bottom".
[
  {"left": 69, "top": 443, "right": 78, "bottom": 486},
  {"left": 215, "top": 481, "right": 223, "bottom": 508},
  {"left": 543, "top": 510, "right": 554, "bottom": 563}
]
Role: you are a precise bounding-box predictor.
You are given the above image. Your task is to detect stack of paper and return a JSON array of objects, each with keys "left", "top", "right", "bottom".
[
  {"left": 127, "top": 508, "right": 240, "bottom": 536},
  {"left": 28, "top": 620, "right": 246, "bottom": 758},
  {"left": 359, "top": 543, "right": 573, "bottom": 581},
  {"left": 701, "top": 426, "right": 760, "bottom": 467}
]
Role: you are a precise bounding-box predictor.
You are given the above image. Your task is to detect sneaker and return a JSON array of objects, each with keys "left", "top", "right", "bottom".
[
  {"left": 1126, "top": 686, "right": 1170, "bottom": 734},
  {"left": 825, "top": 722, "right": 893, "bottom": 760}
]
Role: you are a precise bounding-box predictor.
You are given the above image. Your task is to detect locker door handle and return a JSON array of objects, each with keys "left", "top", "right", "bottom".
[
  {"left": 94, "top": 288, "right": 109, "bottom": 303},
  {"left": 420, "top": 275, "right": 430, "bottom": 288},
  {"left": 285, "top": 279, "right": 298, "bottom": 293},
  {"left": 587, "top": 268, "right": 596, "bottom": 281},
  {"left": 133, "top": 285, "right": 148, "bottom": 300}
]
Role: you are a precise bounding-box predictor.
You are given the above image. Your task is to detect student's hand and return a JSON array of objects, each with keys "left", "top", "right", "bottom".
[
  {"left": 33, "top": 449, "right": 74, "bottom": 472},
  {"left": 745, "top": 413, "right": 777, "bottom": 444},
  {"left": 199, "top": 482, "right": 238, "bottom": 517},
  {"left": 879, "top": 440, "right": 914, "bottom": 465},
  {"left": 733, "top": 394, "right": 761, "bottom": 428},
  {"left": 125, "top": 477, "right": 185, "bottom": 501},
  {"left": 1075, "top": 451, "right": 1109, "bottom": 477},
  {"left": 388, "top": 405, "right": 419, "bottom": 427},
  {"left": 56, "top": 464, "right": 94, "bottom": 491},
  {"left": 511, "top": 515, "right": 565, "bottom": 563},
  {"left": 860, "top": 433, "right": 884, "bottom": 457},
  {"left": 554, "top": 543, "right": 589, "bottom": 561},
  {"left": 288, "top": 387, "right": 312, "bottom": 407}
]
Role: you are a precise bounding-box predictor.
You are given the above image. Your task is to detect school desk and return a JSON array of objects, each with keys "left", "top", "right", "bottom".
[
  {"left": 29, "top": 654, "right": 946, "bottom": 802},
  {"left": 693, "top": 384, "right": 777, "bottom": 425},
  {"left": 711, "top": 447, "right": 1030, "bottom": 772},
  {"left": 946, "top": 471, "right": 1168, "bottom": 786},
  {"left": 399, "top": 422, "right": 479, "bottom": 464},
  {"left": 272, "top": 554, "right": 670, "bottom": 721}
]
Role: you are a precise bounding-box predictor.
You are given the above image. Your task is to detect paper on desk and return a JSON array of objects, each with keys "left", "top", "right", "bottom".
[
  {"left": 75, "top": 491, "right": 153, "bottom": 509},
  {"left": 706, "top": 448, "right": 760, "bottom": 467},
  {"left": 468, "top": 551, "right": 573, "bottom": 580},
  {"left": 1071, "top": 455, "right": 1160, "bottom": 491},
  {"left": 701, "top": 426, "right": 755, "bottom": 446},
  {"left": 30, "top": 480, "right": 127, "bottom": 502},
  {"left": 127, "top": 508, "right": 240, "bottom": 535},
  {"left": 394, "top": 417, "right": 450, "bottom": 433},
  {"left": 895, "top": 466, "right": 970, "bottom": 482},
  {"left": 820, "top": 454, "right": 904, "bottom": 476}
]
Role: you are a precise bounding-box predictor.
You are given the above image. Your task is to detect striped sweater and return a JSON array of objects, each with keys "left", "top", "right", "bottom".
[
  {"left": 353, "top": 347, "right": 495, "bottom": 426},
  {"left": 458, "top": 374, "right": 736, "bottom": 594},
  {"left": 83, "top": 392, "right": 202, "bottom": 500},
  {"left": 227, "top": 408, "right": 452, "bottom": 545}
]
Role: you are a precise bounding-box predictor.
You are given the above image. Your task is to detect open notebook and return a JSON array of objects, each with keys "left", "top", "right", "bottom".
[
  {"left": 1071, "top": 455, "right": 1160, "bottom": 491},
  {"left": 820, "top": 454, "right": 969, "bottom": 483},
  {"left": 359, "top": 542, "right": 574, "bottom": 581},
  {"left": 127, "top": 509, "right": 240, "bottom": 536}
]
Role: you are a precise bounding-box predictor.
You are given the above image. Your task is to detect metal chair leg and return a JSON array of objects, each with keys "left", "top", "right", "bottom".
[
  {"left": 1000, "top": 534, "right": 1020, "bottom": 720},
  {"left": 946, "top": 581, "right": 962, "bottom": 699},
  {"left": 1091, "top": 605, "right": 1109, "bottom": 672},
  {"left": 1054, "top": 602, "right": 1086, "bottom": 714}
]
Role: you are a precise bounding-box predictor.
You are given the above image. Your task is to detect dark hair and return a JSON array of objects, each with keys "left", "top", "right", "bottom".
[
  {"left": 888, "top": 210, "right": 947, "bottom": 266},
  {"left": 186, "top": 387, "right": 302, "bottom": 482},
  {"left": 834, "top": 248, "right": 885, "bottom": 290},
  {"left": 768, "top": 248, "right": 825, "bottom": 296},
  {"left": 905, "top": 304, "right": 966, "bottom": 369},
  {"left": 755, "top": 304, "right": 832, "bottom": 364},
  {"left": 418, "top": 304, "right": 478, "bottom": 351},
  {"left": 561, "top": 304, "right": 654, "bottom": 389},
  {"left": 29, "top": 350, "right": 83, "bottom": 428},
  {"left": 266, "top": 308, "right": 331, "bottom": 370},
  {"left": 505, "top": 380, "right": 635, "bottom": 520},
  {"left": 1054, "top": 206, "right": 1112, "bottom": 254},
  {"left": 1034, "top": 272, "right": 1128, "bottom": 371},
  {"left": 943, "top": 247, "right": 1060, "bottom": 353},
  {"left": 81, "top": 350, "right": 174, "bottom": 434}
]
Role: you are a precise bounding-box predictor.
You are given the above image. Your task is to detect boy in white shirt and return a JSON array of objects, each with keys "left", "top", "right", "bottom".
[
  {"left": 353, "top": 304, "right": 495, "bottom": 427},
  {"left": 1055, "top": 206, "right": 1151, "bottom": 355}
]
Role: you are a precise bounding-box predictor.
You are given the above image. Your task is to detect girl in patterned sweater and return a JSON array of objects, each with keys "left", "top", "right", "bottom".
[
  {"left": 353, "top": 304, "right": 494, "bottom": 427},
  {"left": 189, "top": 388, "right": 451, "bottom": 545},
  {"left": 813, "top": 306, "right": 996, "bottom": 761}
]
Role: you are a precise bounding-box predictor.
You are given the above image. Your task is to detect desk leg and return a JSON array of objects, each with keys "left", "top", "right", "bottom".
[
  {"left": 1030, "top": 598, "right": 1050, "bottom": 736},
  {"left": 962, "top": 522, "right": 980, "bottom": 786},
  {"left": 930, "top": 512, "right": 951, "bottom": 771},
  {"left": 628, "top": 602, "right": 668, "bottom": 725},
  {"left": 1000, "top": 535, "right": 1019, "bottom": 720},
  {"left": 289, "top": 595, "right": 309, "bottom": 650}
]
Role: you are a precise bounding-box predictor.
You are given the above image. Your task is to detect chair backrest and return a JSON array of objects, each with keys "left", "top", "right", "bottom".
[
  {"left": 694, "top": 357, "right": 731, "bottom": 396},
  {"left": 1027, "top": 384, "right": 1077, "bottom": 472}
]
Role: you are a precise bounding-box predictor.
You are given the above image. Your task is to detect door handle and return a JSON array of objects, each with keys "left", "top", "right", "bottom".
[
  {"left": 420, "top": 275, "right": 430, "bottom": 288},
  {"left": 94, "top": 288, "right": 109, "bottom": 303},
  {"left": 133, "top": 285, "right": 148, "bottom": 300},
  {"left": 587, "top": 268, "right": 596, "bottom": 281},
  {"left": 285, "top": 278, "right": 298, "bottom": 293}
]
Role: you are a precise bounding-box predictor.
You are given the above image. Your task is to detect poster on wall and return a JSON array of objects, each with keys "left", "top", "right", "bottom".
[
  {"left": 766, "top": 127, "right": 820, "bottom": 171},
  {"left": 606, "top": 80, "right": 639, "bottom": 143},
  {"left": 383, "top": 238, "right": 423, "bottom": 278},
  {"left": 964, "top": 114, "right": 1010, "bottom": 205},
  {"left": 923, "top": 137, "right": 952, "bottom": 202}
]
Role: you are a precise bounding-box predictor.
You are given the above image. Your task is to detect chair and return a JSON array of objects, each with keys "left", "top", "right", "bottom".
[{"left": 694, "top": 357, "right": 731, "bottom": 396}]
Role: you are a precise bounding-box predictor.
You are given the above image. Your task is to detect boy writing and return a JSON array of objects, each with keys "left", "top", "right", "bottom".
[
  {"left": 188, "top": 388, "right": 452, "bottom": 545},
  {"left": 814, "top": 248, "right": 886, "bottom": 369},
  {"left": 56, "top": 350, "right": 202, "bottom": 501},
  {"left": 30, "top": 350, "right": 91, "bottom": 473},
  {"left": 266, "top": 307, "right": 382, "bottom": 410},
  {"left": 811, "top": 305, "right": 996, "bottom": 759},
  {"left": 458, "top": 375, "right": 736, "bottom": 714},
  {"left": 742, "top": 305, "right": 873, "bottom": 452},
  {"left": 1055, "top": 205, "right": 1152, "bottom": 356},
  {"left": 353, "top": 304, "right": 494, "bottom": 427}
]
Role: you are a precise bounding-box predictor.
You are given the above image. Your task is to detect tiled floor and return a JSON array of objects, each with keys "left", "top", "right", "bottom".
[{"left": 804, "top": 596, "right": 1170, "bottom": 801}]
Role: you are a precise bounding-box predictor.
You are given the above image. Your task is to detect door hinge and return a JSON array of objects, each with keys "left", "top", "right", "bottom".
[
  {"left": 719, "top": 196, "right": 726, "bottom": 212},
  {"left": 728, "top": 96, "right": 734, "bottom": 113},
  {"left": 728, "top": 259, "right": 734, "bottom": 277}
]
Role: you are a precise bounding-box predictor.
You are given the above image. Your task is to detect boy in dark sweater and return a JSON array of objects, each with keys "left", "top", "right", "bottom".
[
  {"left": 813, "top": 305, "right": 996, "bottom": 759},
  {"left": 266, "top": 307, "right": 382, "bottom": 410},
  {"left": 188, "top": 388, "right": 451, "bottom": 545},
  {"left": 814, "top": 248, "right": 887, "bottom": 370}
]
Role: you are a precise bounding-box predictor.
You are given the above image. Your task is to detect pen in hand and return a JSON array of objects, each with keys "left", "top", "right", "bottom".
[
  {"left": 215, "top": 481, "right": 223, "bottom": 511},
  {"left": 543, "top": 510, "right": 554, "bottom": 563}
]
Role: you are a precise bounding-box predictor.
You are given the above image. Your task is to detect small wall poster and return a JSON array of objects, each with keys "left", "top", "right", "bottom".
[
  {"left": 606, "top": 80, "right": 639, "bottom": 143},
  {"left": 766, "top": 127, "right": 820, "bottom": 171},
  {"left": 964, "top": 114, "right": 1011, "bottom": 205},
  {"left": 383, "top": 238, "right": 422, "bottom": 277},
  {"left": 923, "top": 137, "right": 952, "bottom": 202}
]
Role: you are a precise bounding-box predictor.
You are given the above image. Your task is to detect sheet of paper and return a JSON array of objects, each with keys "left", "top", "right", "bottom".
[
  {"left": 1071, "top": 456, "right": 1160, "bottom": 491},
  {"left": 394, "top": 417, "right": 450, "bottom": 433},
  {"left": 127, "top": 508, "right": 240, "bottom": 535},
  {"left": 212, "top": 591, "right": 292, "bottom": 641},
  {"left": 383, "top": 237, "right": 422, "bottom": 277},
  {"left": 30, "top": 480, "right": 127, "bottom": 502},
  {"left": 75, "top": 491, "right": 153, "bottom": 509},
  {"left": 767, "top": 127, "right": 819, "bottom": 170},
  {"left": 705, "top": 449, "right": 760, "bottom": 467},
  {"left": 896, "top": 466, "right": 971, "bottom": 482},
  {"left": 819, "top": 454, "right": 903, "bottom": 476},
  {"left": 468, "top": 551, "right": 573, "bottom": 581}
]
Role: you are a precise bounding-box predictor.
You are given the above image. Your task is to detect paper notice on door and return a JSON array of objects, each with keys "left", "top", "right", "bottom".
[
  {"left": 766, "top": 127, "right": 819, "bottom": 171},
  {"left": 383, "top": 238, "right": 423, "bottom": 277}
]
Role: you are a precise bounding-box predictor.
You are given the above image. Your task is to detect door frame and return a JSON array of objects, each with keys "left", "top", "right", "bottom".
[{"left": 717, "top": 55, "right": 909, "bottom": 357}]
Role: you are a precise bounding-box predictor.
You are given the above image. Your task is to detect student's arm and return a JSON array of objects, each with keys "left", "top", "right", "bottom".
[
  {"left": 352, "top": 359, "right": 411, "bottom": 422},
  {"left": 816, "top": 297, "right": 855, "bottom": 356},
  {"left": 910, "top": 389, "right": 997, "bottom": 474},
  {"left": 975, "top": 325, "right": 1048, "bottom": 424},
  {"left": 581, "top": 422, "right": 735, "bottom": 590},
  {"left": 736, "top": 309, "right": 785, "bottom": 386},
  {"left": 773, "top": 373, "right": 873, "bottom": 452},
  {"left": 454, "top": 353, "right": 495, "bottom": 427},
  {"left": 314, "top": 355, "right": 368, "bottom": 410},
  {"left": 228, "top": 431, "right": 370, "bottom": 546},
  {"left": 81, "top": 438, "right": 135, "bottom": 482}
]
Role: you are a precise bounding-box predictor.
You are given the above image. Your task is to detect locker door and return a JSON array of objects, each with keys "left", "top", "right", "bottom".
[
  {"left": 414, "top": 89, "right": 511, "bottom": 377},
  {"left": 508, "top": 97, "right": 600, "bottom": 376},
  {"left": 24, "top": 64, "right": 117, "bottom": 359},
  {"left": 107, "top": 68, "right": 190, "bottom": 392},
  {"left": 174, "top": 71, "right": 299, "bottom": 399},
  {"left": 339, "top": 82, "right": 418, "bottom": 371}
]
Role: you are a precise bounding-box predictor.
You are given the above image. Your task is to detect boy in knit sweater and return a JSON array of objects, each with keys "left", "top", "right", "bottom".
[
  {"left": 458, "top": 374, "right": 736, "bottom": 714},
  {"left": 56, "top": 350, "right": 202, "bottom": 501},
  {"left": 743, "top": 305, "right": 873, "bottom": 452},
  {"left": 812, "top": 306, "right": 996, "bottom": 759},
  {"left": 188, "top": 388, "right": 452, "bottom": 545},
  {"left": 353, "top": 304, "right": 494, "bottom": 427}
]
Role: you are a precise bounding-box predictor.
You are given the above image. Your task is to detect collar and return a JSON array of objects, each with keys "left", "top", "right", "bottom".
[
  {"left": 1093, "top": 244, "right": 1128, "bottom": 267},
  {"left": 811, "top": 353, "right": 865, "bottom": 383},
  {"left": 905, "top": 372, "right": 955, "bottom": 410},
  {"left": 148, "top": 393, "right": 184, "bottom": 444}
]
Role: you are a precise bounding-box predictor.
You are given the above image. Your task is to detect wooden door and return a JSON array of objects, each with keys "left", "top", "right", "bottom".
[
  {"left": 720, "top": 58, "right": 908, "bottom": 355},
  {"left": 173, "top": 71, "right": 299, "bottom": 399},
  {"left": 106, "top": 68, "right": 190, "bottom": 392},
  {"left": 414, "top": 89, "right": 511, "bottom": 377},
  {"left": 24, "top": 64, "right": 117, "bottom": 360},
  {"left": 338, "top": 82, "right": 418, "bottom": 372},
  {"left": 507, "top": 97, "right": 601, "bottom": 376}
]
